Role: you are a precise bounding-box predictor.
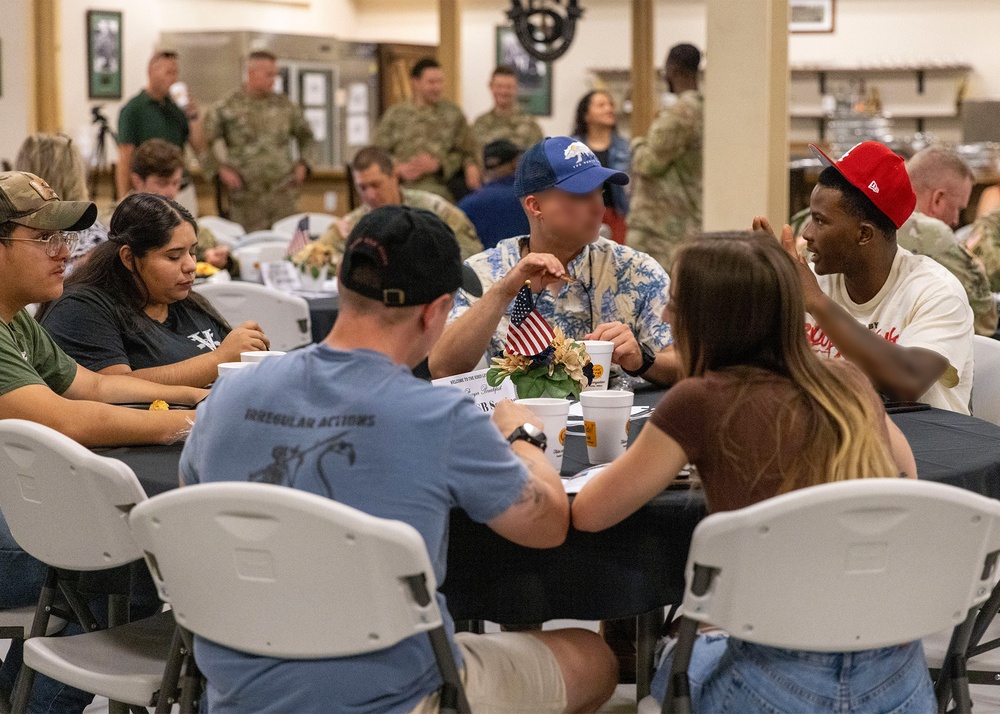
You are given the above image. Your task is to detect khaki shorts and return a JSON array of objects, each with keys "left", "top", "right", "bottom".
[{"left": 409, "top": 632, "right": 568, "bottom": 714}]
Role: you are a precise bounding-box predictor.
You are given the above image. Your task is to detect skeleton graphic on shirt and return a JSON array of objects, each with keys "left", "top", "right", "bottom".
[{"left": 249, "top": 430, "right": 357, "bottom": 499}]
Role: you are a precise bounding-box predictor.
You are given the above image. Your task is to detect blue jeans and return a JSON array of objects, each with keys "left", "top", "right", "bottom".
[
  {"left": 651, "top": 633, "right": 935, "bottom": 713},
  {"left": 0, "top": 513, "right": 161, "bottom": 713}
]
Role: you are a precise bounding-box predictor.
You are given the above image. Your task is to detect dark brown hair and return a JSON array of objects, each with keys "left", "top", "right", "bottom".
[
  {"left": 572, "top": 90, "right": 616, "bottom": 141},
  {"left": 131, "top": 139, "right": 183, "bottom": 181},
  {"left": 350, "top": 146, "right": 394, "bottom": 176},
  {"left": 411, "top": 58, "right": 440, "bottom": 79},
  {"left": 38, "top": 194, "right": 227, "bottom": 332}
]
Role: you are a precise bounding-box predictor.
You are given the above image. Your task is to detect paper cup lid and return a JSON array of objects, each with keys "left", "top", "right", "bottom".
[
  {"left": 241, "top": 350, "right": 287, "bottom": 362},
  {"left": 515, "top": 397, "right": 571, "bottom": 415},
  {"left": 218, "top": 361, "right": 256, "bottom": 375},
  {"left": 580, "top": 389, "right": 634, "bottom": 408}
]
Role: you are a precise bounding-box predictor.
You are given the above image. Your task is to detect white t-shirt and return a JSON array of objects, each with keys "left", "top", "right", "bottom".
[{"left": 806, "top": 246, "right": 974, "bottom": 414}]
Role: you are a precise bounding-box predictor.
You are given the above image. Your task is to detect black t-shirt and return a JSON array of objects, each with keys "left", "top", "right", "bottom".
[
  {"left": 41, "top": 286, "right": 230, "bottom": 372},
  {"left": 592, "top": 146, "right": 614, "bottom": 208}
]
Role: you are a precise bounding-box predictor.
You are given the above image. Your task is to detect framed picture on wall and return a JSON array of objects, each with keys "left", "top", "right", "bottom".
[
  {"left": 496, "top": 26, "right": 552, "bottom": 117},
  {"left": 87, "top": 10, "right": 123, "bottom": 99},
  {"left": 790, "top": 0, "right": 836, "bottom": 33}
]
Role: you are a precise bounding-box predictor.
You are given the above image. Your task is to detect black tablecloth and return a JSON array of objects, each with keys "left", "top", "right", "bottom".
[
  {"left": 306, "top": 296, "right": 338, "bottom": 344},
  {"left": 101, "top": 391, "right": 1000, "bottom": 624}
]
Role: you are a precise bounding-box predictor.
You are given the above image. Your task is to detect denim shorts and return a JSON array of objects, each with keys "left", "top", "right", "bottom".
[
  {"left": 0, "top": 513, "right": 47, "bottom": 609},
  {"left": 651, "top": 632, "right": 935, "bottom": 713}
]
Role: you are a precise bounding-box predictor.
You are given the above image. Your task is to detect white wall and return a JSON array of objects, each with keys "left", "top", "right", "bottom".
[
  {"left": 0, "top": 0, "right": 34, "bottom": 164},
  {"left": 354, "top": 0, "right": 1000, "bottom": 141},
  {"left": 352, "top": 0, "right": 706, "bottom": 138},
  {"left": 58, "top": 0, "right": 160, "bottom": 163},
  {"left": 57, "top": 0, "right": 357, "bottom": 163},
  {"left": 788, "top": 0, "right": 997, "bottom": 97},
  {"left": 5, "top": 0, "right": 1000, "bottom": 167}
]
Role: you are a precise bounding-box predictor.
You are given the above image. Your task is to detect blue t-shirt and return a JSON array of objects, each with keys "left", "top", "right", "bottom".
[
  {"left": 456, "top": 175, "right": 530, "bottom": 250},
  {"left": 179, "top": 345, "right": 528, "bottom": 713}
]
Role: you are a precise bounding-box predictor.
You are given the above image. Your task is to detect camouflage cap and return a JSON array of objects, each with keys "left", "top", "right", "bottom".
[{"left": 0, "top": 172, "right": 97, "bottom": 232}]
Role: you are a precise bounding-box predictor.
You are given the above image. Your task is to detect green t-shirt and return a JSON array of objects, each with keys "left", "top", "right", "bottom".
[
  {"left": 117, "top": 90, "right": 190, "bottom": 148},
  {"left": 0, "top": 310, "right": 78, "bottom": 397}
]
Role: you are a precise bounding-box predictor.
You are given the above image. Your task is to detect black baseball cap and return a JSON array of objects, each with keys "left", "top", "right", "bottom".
[
  {"left": 340, "top": 205, "right": 483, "bottom": 307},
  {"left": 483, "top": 139, "right": 520, "bottom": 170}
]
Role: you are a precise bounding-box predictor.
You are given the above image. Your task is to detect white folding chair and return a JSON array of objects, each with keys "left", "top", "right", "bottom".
[
  {"left": 0, "top": 420, "right": 188, "bottom": 714},
  {"left": 195, "top": 282, "right": 312, "bottom": 351},
  {"left": 645, "top": 479, "right": 1000, "bottom": 714},
  {"left": 238, "top": 230, "right": 292, "bottom": 247},
  {"left": 196, "top": 215, "right": 245, "bottom": 243},
  {"left": 230, "top": 241, "right": 291, "bottom": 283},
  {"left": 272, "top": 212, "right": 337, "bottom": 239},
  {"left": 129, "top": 482, "right": 470, "bottom": 713},
  {"left": 972, "top": 335, "right": 1000, "bottom": 426},
  {"left": 924, "top": 599, "right": 1000, "bottom": 712}
]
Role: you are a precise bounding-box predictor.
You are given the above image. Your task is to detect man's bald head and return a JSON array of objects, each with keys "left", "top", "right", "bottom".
[{"left": 906, "top": 147, "right": 975, "bottom": 228}]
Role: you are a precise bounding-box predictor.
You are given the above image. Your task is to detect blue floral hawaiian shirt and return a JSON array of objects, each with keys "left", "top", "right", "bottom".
[{"left": 450, "top": 235, "right": 673, "bottom": 361}]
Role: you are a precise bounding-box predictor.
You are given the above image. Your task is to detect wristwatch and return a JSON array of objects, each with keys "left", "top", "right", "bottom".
[
  {"left": 507, "top": 423, "right": 548, "bottom": 452},
  {"left": 623, "top": 342, "right": 656, "bottom": 378}
]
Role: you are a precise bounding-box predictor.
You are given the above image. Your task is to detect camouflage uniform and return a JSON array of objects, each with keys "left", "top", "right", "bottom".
[
  {"left": 203, "top": 90, "right": 316, "bottom": 232},
  {"left": 897, "top": 212, "right": 997, "bottom": 336},
  {"left": 320, "top": 188, "right": 482, "bottom": 260},
  {"left": 471, "top": 109, "right": 544, "bottom": 152},
  {"left": 971, "top": 208, "right": 1000, "bottom": 293},
  {"left": 373, "top": 99, "right": 477, "bottom": 202},
  {"left": 626, "top": 90, "right": 704, "bottom": 271}
]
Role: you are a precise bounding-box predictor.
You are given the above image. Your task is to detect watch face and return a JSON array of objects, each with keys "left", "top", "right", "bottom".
[{"left": 523, "top": 423, "right": 543, "bottom": 439}]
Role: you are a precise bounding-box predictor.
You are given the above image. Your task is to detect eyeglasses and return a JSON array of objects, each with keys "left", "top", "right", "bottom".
[{"left": 5, "top": 229, "right": 80, "bottom": 257}]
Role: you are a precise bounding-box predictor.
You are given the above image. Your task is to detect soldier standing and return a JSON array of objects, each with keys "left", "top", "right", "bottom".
[
  {"left": 626, "top": 43, "right": 704, "bottom": 271},
  {"left": 901, "top": 147, "right": 998, "bottom": 336},
  {"left": 374, "top": 58, "right": 480, "bottom": 203},
  {"left": 204, "top": 50, "right": 316, "bottom": 231},
  {"left": 471, "top": 66, "right": 545, "bottom": 152}
]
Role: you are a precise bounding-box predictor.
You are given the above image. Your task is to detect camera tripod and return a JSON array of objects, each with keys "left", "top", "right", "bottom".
[{"left": 88, "top": 105, "right": 119, "bottom": 201}]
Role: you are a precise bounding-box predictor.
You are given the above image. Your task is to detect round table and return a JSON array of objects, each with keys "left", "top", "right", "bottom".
[{"left": 98, "top": 390, "right": 1000, "bottom": 625}]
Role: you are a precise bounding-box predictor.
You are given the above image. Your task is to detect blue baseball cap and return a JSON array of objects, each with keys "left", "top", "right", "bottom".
[{"left": 514, "top": 136, "right": 630, "bottom": 198}]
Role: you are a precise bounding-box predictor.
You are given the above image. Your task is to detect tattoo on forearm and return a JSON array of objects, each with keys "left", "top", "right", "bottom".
[{"left": 515, "top": 474, "right": 544, "bottom": 507}]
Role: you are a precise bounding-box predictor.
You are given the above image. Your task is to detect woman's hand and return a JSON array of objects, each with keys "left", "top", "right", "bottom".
[
  {"left": 754, "top": 216, "right": 826, "bottom": 314},
  {"left": 217, "top": 321, "right": 270, "bottom": 362}
]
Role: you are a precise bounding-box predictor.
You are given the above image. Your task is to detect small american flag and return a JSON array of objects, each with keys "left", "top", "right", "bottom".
[
  {"left": 505, "top": 282, "right": 555, "bottom": 357},
  {"left": 286, "top": 216, "right": 311, "bottom": 256}
]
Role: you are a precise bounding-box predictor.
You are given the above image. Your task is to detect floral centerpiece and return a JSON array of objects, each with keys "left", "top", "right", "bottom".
[
  {"left": 289, "top": 242, "right": 336, "bottom": 279},
  {"left": 487, "top": 327, "right": 595, "bottom": 399},
  {"left": 485, "top": 282, "right": 594, "bottom": 399},
  {"left": 289, "top": 242, "right": 337, "bottom": 289}
]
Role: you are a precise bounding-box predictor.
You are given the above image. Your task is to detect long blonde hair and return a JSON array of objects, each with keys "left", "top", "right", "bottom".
[
  {"left": 671, "top": 231, "right": 897, "bottom": 492},
  {"left": 15, "top": 134, "right": 89, "bottom": 202}
]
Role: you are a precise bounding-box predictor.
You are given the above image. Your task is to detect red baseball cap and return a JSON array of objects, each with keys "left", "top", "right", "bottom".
[{"left": 809, "top": 142, "right": 916, "bottom": 229}]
